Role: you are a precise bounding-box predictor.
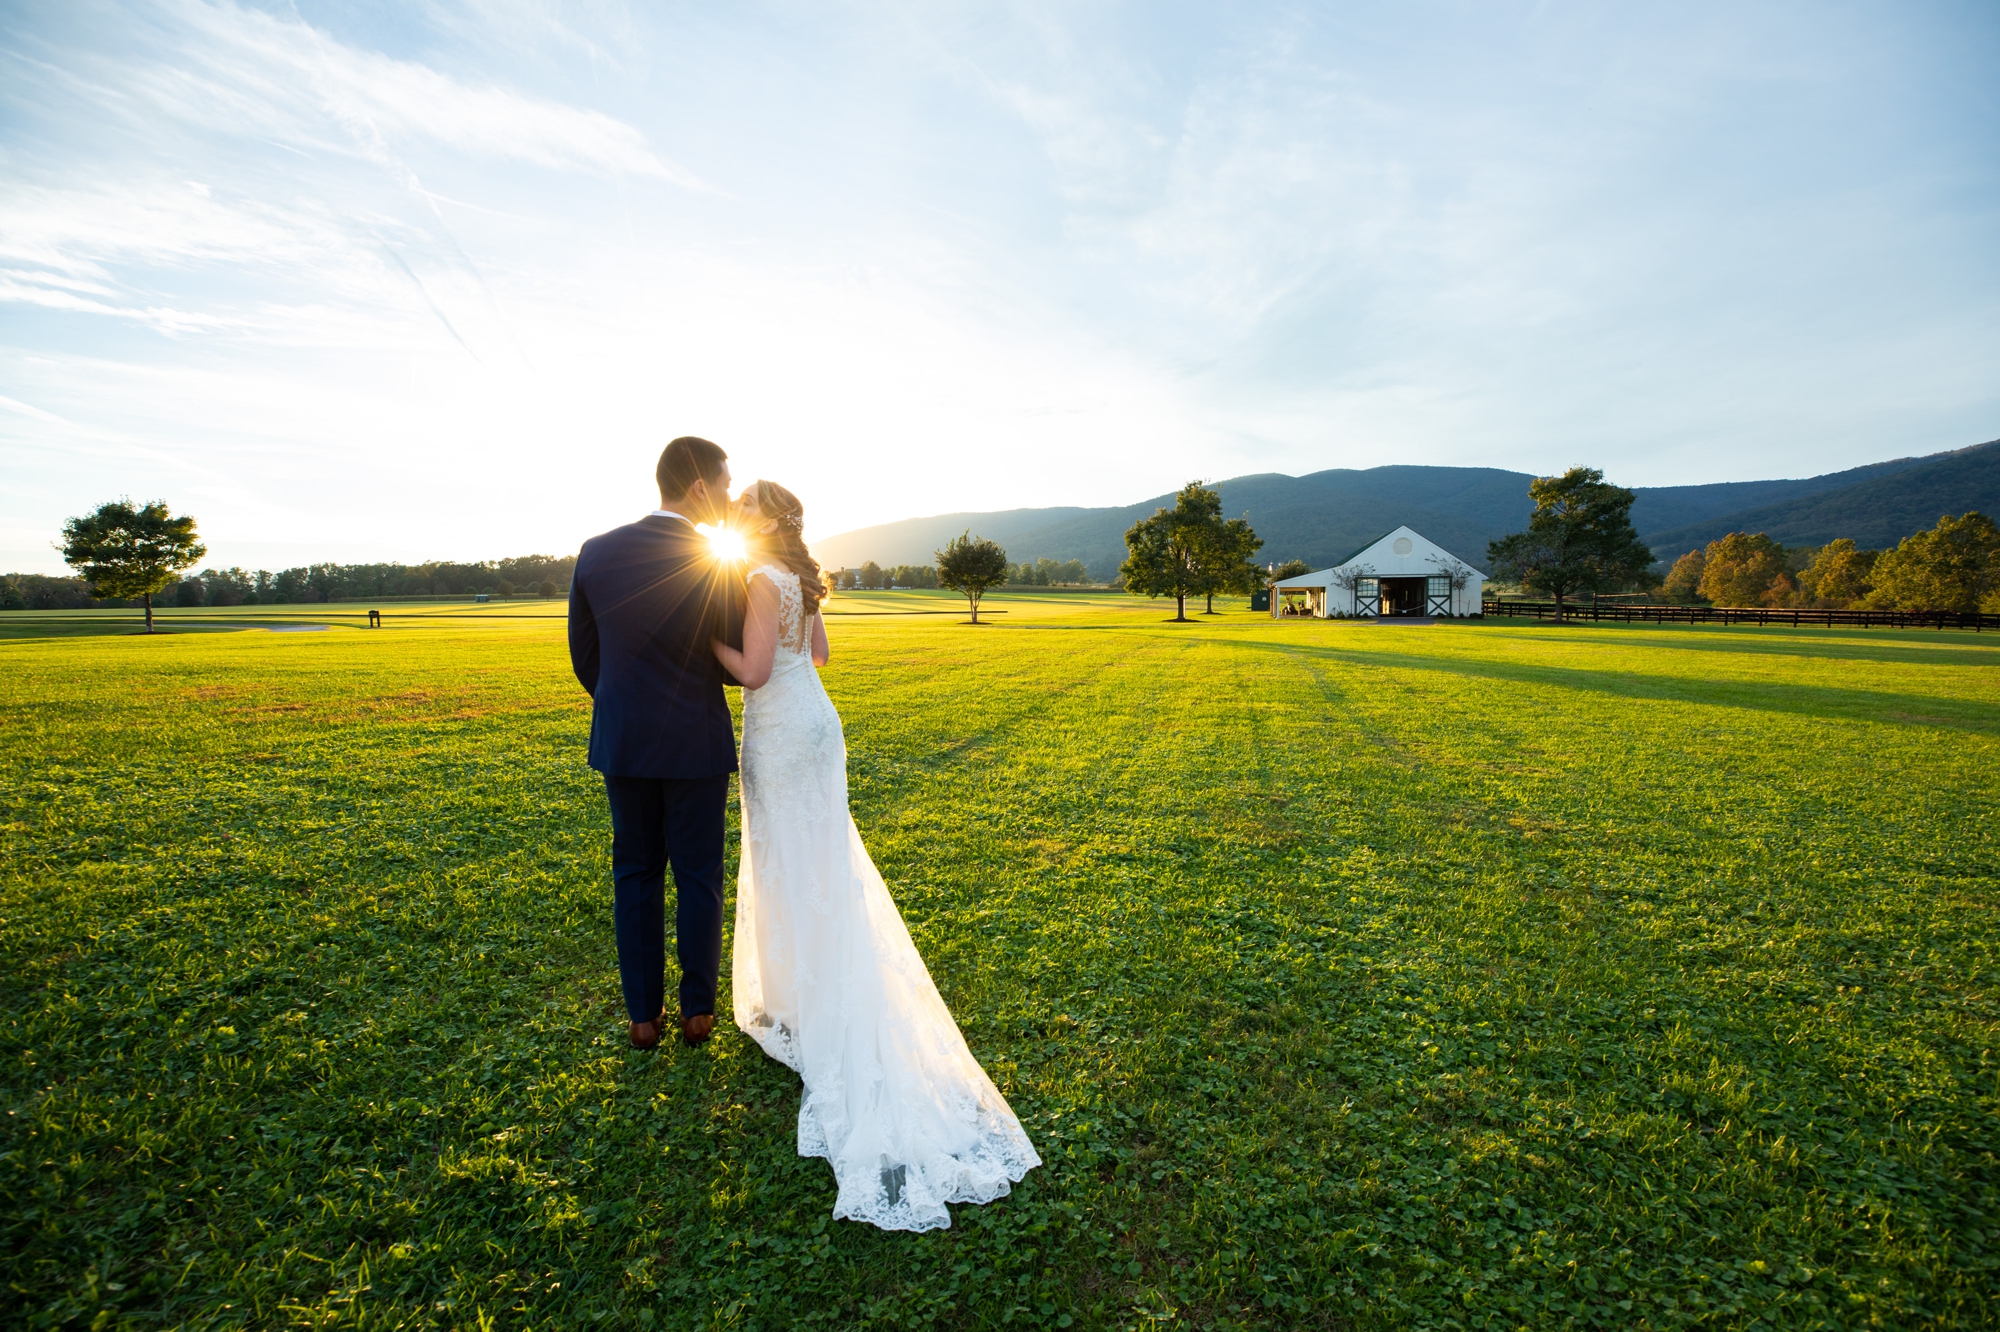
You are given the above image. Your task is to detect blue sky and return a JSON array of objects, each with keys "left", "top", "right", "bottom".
[{"left": 3, "top": 0, "right": 1996, "bottom": 573}]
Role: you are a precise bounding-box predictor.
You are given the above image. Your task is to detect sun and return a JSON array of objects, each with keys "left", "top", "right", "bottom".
[{"left": 703, "top": 524, "right": 747, "bottom": 563}]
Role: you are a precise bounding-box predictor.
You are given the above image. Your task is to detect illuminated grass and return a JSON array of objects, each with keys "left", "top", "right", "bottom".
[{"left": 1, "top": 603, "right": 1995, "bottom": 1329}]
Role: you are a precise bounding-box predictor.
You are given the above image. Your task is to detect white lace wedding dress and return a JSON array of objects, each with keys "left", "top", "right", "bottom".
[{"left": 731, "top": 564, "right": 1040, "bottom": 1232}]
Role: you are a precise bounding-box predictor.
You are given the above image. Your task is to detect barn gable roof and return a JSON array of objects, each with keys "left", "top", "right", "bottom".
[
  {"left": 1335, "top": 525, "right": 1488, "bottom": 578},
  {"left": 1334, "top": 529, "right": 1394, "bottom": 568},
  {"left": 1268, "top": 526, "right": 1488, "bottom": 586}
]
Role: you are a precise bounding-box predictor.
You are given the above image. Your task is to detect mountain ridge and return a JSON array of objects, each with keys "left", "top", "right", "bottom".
[
  {"left": 1640, "top": 439, "right": 2000, "bottom": 553},
  {"left": 811, "top": 439, "right": 1999, "bottom": 577}
]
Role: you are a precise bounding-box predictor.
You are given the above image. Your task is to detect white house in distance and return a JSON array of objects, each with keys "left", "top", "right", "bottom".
[{"left": 1270, "top": 525, "right": 1486, "bottom": 618}]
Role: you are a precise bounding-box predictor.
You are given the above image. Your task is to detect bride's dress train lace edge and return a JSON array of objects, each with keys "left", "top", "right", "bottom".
[{"left": 730, "top": 564, "right": 1040, "bottom": 1233}]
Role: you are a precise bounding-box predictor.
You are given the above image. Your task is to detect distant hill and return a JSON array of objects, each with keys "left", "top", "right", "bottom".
[
  {"left": 814, "top": 468, "right": 1539, "bottom": 578},
  {"left": 1641, "top": 438, "right": 2000, "bottom": 556},
  {"left": 811, "top": 438, "right": 1997, "bottom": 577}
]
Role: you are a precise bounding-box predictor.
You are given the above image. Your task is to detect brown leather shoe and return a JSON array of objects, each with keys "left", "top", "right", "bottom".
[
  {"left": 680, "top": 1013, "right": 713, "bottom": 1047},
  {"left": 628, "top": 1008, "right": 668, "bottom": 1048}
]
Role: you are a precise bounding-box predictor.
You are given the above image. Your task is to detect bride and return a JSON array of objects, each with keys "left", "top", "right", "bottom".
[{"left": 711, "top": 480, "right": 1041, "bottom": 1233}]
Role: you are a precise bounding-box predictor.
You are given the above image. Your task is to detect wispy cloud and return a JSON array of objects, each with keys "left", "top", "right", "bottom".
[
  {"left": 4, "top": 10, "right": 658, "bottom": 378},
  {"left": 0, "top": 0, "right": 710, "bottom": 350},
  {"left": 103, "top": 0, "right": 708, "bottom": 186}
]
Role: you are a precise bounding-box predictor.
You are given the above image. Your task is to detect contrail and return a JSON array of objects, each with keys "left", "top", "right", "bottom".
[
  {"left": 379, "top": 243, "right": 480, "bottom": 363},
  {"left": 285, "top": 0, "right": 531, "bottom": 370}
]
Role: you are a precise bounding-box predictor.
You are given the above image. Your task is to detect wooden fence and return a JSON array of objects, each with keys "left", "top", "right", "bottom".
[{"left": 1481, "top": 600, "right": 1997, "bottom": 631}]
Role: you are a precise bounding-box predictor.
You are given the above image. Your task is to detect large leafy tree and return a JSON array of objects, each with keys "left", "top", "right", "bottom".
[
  {"left": 1120, "top": 481, "right": 1224, "bottom": 621},
  {"left": 1869, "top": 512, "right": 2000, "bottom": 612},
  {"left": 1696, "top": 532, "right": 1787, "bottom": 606},
  {"left": 1203, "top": 516, "right": 1266, "bottom": 614},
  {"left": 935, "top": 531, "right": 1009, "bottom": 623},
  {"left": 1486, "top": 467, "right": 1654, "bottom": 613},
  {"left": 59, "top": 499, "right": 206, "bottom": 633}
]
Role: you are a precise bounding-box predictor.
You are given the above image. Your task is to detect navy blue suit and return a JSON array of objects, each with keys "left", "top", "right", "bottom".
[{"left": 569, "top": 514, "right": 744, "bottom": 1022}]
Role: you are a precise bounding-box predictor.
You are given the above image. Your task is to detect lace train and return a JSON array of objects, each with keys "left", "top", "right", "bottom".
[{"left": 731, "top": 565, "right": 1040, "bottom": 1231}]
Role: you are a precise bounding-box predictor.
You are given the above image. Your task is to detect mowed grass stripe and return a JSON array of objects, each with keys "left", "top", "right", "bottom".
[{"left": 2, "top": 606, "right": 1995, "bottom": 1329}]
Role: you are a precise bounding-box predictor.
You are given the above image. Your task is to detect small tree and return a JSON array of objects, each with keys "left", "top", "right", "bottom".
[
  {"left": 1427, "top": 554, "right": 1479, "bottom": 615},
  {"left": 1331, "top": 563, "right": 1376, "bottom": 615},
  {"left": 1270, "top": 559, "right": 1312, "bottom": 581},
  {"left": 1486, "top": 467, "right": 1654, "bottom": 615},
  {"left": 936, "top": 531, "right": 1009, "bottom": 623},
  {"left": 59, "top": 499, "right": 206, "bottom": 632},
  {"left": 1661, "top": 549, "right": 1706, "bottom": 603}
]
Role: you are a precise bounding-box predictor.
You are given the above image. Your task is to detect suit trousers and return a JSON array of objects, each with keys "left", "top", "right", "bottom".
[{"left": 602, "top": 773, "right": 730, "bottom": 1023}]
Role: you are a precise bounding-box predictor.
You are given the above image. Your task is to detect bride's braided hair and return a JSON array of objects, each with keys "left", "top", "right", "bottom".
[{"left": 748, "top": 479, "right": 829, "bottom": 614}]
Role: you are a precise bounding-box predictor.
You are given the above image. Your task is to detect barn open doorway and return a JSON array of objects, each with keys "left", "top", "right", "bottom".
[{"left": 1379, "top": 577, "right": 1428, "bottom": 617}]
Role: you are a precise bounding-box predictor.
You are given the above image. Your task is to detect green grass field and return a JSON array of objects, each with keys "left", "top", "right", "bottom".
[{"left": 3, "top": 595, "right": 1996, "bottom": 1330}]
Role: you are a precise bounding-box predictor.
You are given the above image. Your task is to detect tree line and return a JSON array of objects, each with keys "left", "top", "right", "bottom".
[
  {"left": 1481, "top": 469, "right": 2000, "bottom": 614},
  {"left": 11, "top": 497, "right": 579, "bottom": 628},
  {"left": 829, "top": 557, "right": 1096, "bottom": 591},
  {"left": 7, "top": 555, "right": 578, "bottom": 612},
  {"left": 1661, "top": 513, "right": 1999, "bottom": 613},
  {"left": 1477, "top": 470, "right": 2000, "bottom": 614},
  {"left": 829, "top": 563, "right": 942, "bottom": 590}
]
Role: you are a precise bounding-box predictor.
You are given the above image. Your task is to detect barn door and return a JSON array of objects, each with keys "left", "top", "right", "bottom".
[
  {"left": 1356, "top": 577, "right": 1380, "bottom": 617},
  {"left": 1426, "top": 575, "right": 1451, "bottom": 616}
]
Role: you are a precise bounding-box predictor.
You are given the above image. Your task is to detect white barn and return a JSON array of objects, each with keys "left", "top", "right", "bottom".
[{"left": 1270, "top": 525, "right": 1486, "bottom": 619}]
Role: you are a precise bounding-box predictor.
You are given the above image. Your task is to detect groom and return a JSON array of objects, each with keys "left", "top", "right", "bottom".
[{"left": 568, "top": 435, "right": 744, "bottom": 1050}]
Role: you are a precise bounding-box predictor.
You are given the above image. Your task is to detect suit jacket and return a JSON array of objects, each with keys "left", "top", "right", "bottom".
[{"left": 568, "top": 515, "right": 745, "bottom": 778}]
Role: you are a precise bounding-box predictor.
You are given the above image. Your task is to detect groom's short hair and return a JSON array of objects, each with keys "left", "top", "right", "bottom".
[{"left": 657, "top": 436, "right": 728, "bottom": 501}]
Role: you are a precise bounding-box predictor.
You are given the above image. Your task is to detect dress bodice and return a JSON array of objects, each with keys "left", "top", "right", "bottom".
[
  {"left": 747, "top": 564, "right": 813, "bottom": 678},
  {"left": 749, "top": 565, "right": 810, "bottom": 648}
]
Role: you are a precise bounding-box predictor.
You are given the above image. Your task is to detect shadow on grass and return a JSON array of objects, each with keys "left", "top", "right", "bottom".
[
  {"left": 1233, "top": 636, "right": 2000, "bottom": 734},
  {"left": 0, "top": 621, "right": 258, "bottom": 642},
  {"left": 1464, "top": 620, "right": 2000, "bottom": 668}
]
